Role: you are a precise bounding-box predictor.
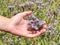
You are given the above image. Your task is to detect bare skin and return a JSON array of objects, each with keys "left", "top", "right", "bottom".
[{"left": 0, "top": 11, "right": 47, "bottom": 38}]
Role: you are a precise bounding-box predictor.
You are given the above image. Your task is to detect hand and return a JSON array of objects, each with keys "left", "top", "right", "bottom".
[{"left": 7, "top": 11, "right": 47, "bottom": 38}]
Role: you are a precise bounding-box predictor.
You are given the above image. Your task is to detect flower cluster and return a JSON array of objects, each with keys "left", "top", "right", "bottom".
[{"left": 24, "top": 13, "right": 45, "bottom": 30}]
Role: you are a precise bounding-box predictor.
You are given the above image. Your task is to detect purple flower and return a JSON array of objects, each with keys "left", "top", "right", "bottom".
[
  {"left": 7, "top": 3, "right": 15, "bottom": 9},
  {"left": 19, "top": 1, "right": 34, "bottom": 7},
  {"left": 38, "top": 20, "right": 45, "bottom": 27},
  {"left": 46, "top": 11, "right": 51, "bottom": 18},
  {"left": 35, "top": 0, "right": 42, "bottom": 3}
]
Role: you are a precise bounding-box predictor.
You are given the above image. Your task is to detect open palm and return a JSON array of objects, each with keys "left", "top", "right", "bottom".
[{"left": 7, "top": 11, "right": 47, "bottom": 38}]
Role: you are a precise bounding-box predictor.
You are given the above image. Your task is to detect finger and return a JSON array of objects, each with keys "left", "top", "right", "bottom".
[
  {"left": 42, "top": 24, "right": 47, "bottom": 29},
  {"left": 26, "top": 29, "right": 46, "bottom": 38},
  {"left": 16, "top": 11, "right": 32, "bottom": 18}
]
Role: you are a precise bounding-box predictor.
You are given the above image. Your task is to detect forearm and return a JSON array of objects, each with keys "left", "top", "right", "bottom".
[{"left": 0, "top": 15, "right": 10, "bottom": 31}]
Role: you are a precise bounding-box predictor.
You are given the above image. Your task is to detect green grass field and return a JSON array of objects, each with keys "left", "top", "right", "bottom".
[{"left": 0, "top": 0, "right": 60, "bottom": 45}]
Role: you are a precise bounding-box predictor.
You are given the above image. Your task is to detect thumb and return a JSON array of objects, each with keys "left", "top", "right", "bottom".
[
  {"left": 16, "top": 11, "right": 32, "bottom": 18},
  {"left": 10, "top": 11, "right": 32, "bottom": 25}
]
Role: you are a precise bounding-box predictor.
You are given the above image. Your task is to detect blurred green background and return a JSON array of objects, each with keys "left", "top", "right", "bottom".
[{"left": 0, "top": 0, "right": 60, "bottom": 45}]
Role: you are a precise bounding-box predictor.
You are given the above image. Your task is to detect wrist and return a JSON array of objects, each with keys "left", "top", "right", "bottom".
[
  {"left": 0, "top": 16, "right": 11, "bottom": 31},
  {"left": 4, "top": 18, "right": 11, "bottom": 31}
]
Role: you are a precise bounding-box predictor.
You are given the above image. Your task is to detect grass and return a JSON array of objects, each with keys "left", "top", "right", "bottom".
[{"left": 0, "top": 0, "right": 60, "bottom": 45}]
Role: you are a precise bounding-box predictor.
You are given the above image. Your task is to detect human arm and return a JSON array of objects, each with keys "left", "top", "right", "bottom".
[{"left": 0, "top": 11, "right": 47, "bottom": 38}]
